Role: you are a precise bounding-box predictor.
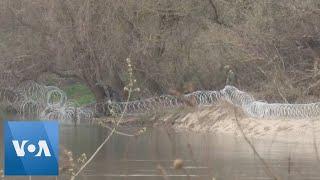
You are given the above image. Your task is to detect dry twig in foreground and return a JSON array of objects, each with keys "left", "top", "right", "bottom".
[{"left": 233, "top": 108, "right": 281, "bottom": 180}]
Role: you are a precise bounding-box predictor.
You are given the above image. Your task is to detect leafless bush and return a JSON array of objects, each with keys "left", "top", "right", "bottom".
[{"left": 0, "top": 0, "right": 320, "bottom": 103}]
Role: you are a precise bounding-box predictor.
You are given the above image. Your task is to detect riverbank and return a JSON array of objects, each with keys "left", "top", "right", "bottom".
[
  {"left": 151, "top": 101, "right": 320, "bottom": 144},
  {"left": 96, "top": 101, "right": 320, "bottom": 144}
]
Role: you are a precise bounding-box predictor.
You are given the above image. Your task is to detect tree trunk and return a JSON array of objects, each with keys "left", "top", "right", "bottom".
[{"left": 85, "top": 81, "right": 108, "bottom": 116}]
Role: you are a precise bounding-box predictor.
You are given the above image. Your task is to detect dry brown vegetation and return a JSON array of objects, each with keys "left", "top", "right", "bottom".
[{"left": 0, "top": 0, "right": 320, "bottom": 103}]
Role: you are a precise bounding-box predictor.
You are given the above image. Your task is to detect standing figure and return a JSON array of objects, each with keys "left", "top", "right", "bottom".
[{"left": 224, "top": 65, "right": 237, "bottom": 86}]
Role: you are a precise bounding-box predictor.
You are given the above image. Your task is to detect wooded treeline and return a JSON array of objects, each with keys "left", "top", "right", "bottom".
[{"left": 0, "top": 0, "right": 320, "bottom": 103}]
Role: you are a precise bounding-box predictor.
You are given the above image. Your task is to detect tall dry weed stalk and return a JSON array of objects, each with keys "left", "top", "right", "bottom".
[
  {"left": 70, "top": 58, "right": 140, "bottom": 180},
  {"left": 233, "top": 108, "right": 281, "bottom": 180}
]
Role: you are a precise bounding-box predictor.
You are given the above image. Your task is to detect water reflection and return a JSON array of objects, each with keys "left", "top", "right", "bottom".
[{"left": 1, "top": 123, "right": 320, "bottom": 179}]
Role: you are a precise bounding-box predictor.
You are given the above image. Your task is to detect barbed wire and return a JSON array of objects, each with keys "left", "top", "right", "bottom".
[
  {"left": 1, "top": 82, "right": 319, "bottom": 122},
  {"left": 106, "top": 85, "right": 320, "bottom": 119},
  {"left": 0, "top": 81, "right": 93, "bottom": 123}
]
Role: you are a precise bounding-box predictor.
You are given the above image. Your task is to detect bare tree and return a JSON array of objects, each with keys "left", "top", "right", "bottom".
[{"left": 1, "top": 0, "right": 320, "bottom": 104}]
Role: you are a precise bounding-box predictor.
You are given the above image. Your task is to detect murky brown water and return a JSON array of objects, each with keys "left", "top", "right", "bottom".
[{"left": 1, "top": 123, "right": 320, "bottom": 180}]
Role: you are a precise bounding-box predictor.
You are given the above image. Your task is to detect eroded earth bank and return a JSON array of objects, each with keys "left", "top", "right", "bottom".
[{"left": 152, "top": 102, "right": 320, "bottom": 144}]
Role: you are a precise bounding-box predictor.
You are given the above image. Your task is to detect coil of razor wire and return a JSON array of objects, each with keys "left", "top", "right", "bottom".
[
  {"left": 106, "top": 85, "right": 320, "bottom": 119},
  {"left": 0, "top": 81, "right": 94, "bottom": 123},
  {"left": 2, "top": 81, "right": 320, "bottom": 121}
]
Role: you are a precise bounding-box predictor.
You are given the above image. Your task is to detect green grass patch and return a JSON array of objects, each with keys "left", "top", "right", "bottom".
[{"left": 62, "top": 83, "right": 96, "bottom": 106}]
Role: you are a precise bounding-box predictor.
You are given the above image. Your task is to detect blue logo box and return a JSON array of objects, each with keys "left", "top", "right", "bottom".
[{"left": 4, "top": 121, "right": 59, "bottom": 176}]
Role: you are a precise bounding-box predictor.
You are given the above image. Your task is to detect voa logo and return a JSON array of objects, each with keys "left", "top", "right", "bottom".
[
  {"left": 4, "top": 121, "right": 59, "bottom": 176},
  {"left": 12, "top": 140, "right": 51, "bottom": 157}
]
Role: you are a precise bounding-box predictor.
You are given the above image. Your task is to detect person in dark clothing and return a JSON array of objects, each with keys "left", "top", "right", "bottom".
[{"left": 224, "top": 65, "right": 237, "bottom": 86}]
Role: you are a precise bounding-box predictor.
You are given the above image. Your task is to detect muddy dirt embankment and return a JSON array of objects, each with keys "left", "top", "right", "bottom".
[{"left": 154, "top": 102, "right": 320, "bottom": 144}]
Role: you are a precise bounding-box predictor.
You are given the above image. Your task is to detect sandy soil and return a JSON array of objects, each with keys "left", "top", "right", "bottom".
[{"left": 156, "top": 102, "right": 320, "bottom": 144}]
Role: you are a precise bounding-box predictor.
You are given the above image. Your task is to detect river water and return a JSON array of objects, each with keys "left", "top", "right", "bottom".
[{"left": 1, "top": 123, "right": 320, "bottom": 180}]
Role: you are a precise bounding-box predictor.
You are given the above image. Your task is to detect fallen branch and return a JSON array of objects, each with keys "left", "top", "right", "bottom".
[{"left": 233, "top": 108, "right": 281, "bottom": 180}]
